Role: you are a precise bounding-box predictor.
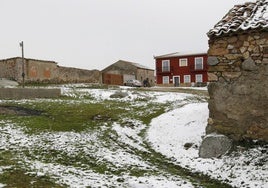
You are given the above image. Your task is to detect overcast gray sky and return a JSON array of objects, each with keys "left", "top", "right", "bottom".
[{"left": 0, "top": 0, "right": 253, "bottom": 70}]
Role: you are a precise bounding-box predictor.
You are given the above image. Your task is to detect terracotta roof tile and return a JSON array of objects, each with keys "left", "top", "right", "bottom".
[{"left": 207, "top": 0, "right": 268, "bottom": 37}]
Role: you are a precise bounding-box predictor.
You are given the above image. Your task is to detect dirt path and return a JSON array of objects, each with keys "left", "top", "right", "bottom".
[{"left": 139, "top": 86, "right": 209, "bottom": 96}]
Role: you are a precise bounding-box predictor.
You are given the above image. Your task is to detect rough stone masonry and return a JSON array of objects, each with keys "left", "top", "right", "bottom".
[{"left": 207, "top": 31, "right": 268, "bottom": 142}]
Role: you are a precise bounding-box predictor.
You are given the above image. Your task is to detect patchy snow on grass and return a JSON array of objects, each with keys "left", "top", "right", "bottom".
[
  {"left": 126, "top": 175, "right": 193, "bottom": 188},
  {"left": 1, "top": 87, "right": 267, "bottom": 187},
  {"left": 147, "top": 103, "right": 268, "bottom": 188},
  {"left": 61, "top": 87, "right": 193, "bottom": 104},
  {"left": 28, "top": 159, "right": 193, "bottom": 188},
  {"left": 112, "top": 120, "right": 148, "bottom": 152},
  {"left": 153, "top": 86, "right": 208, "bottom": 91},
  {"left": 0, "top": 122, "right": 191, "bottom": 187}
]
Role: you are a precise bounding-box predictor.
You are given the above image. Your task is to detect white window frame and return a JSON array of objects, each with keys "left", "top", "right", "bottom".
[
  {"left": 162, "top": 60, "right": 170, "bottom": 72},
  {"left": 184, "top": 75, "right": 191, "bottom": 83},
  {"left": 195, "top": 57, "right": 203, "bottom": 70},
  {"left": 195, "top": 74, "right": 203, "bottom": 83},
  {"left": 162, "top": 76, "right": 169, "bottom": 84},
  {"left": 179, "top": 58, "right": 188, "bottom": 67}
]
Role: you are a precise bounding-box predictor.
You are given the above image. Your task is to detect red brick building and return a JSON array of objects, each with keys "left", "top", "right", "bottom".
[{"left": 154, "top": 52, "right": 208, "bottom": 86}]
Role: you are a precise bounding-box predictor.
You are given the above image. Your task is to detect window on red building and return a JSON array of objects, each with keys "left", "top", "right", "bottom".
[
  {"left": 195, "top": 74, "right": 203, "bottom": 83},
  {"left": 162, "top": 76, "right": 169, "bottom": 84},
  {"left": 179, "top": 58, "right": 188, "bottom": 67},
  {"left": 184, "top": 75, "right": 191, "bottom": 83},
  {"left": 195, "top": 57, "right": 203, "bottom": 70},
  {"left": 162, "top": 60, "right": 170, "bottom": 72}
]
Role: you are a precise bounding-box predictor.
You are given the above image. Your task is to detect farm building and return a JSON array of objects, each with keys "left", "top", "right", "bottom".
[
  {"left": 102, "top": 60, "right": 155, "bottom": 86},
  {"left": 206, "top": 0, "right": 268, "bottom": 141},
  {"left": 154, "top": 52, "right": 208, "bottom": 86},
  {"left": 0, "top": 57, "right": 101, "bottom": 84}
]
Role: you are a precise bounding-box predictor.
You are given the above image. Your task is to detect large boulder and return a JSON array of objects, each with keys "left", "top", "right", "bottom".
[{"left": 199, "top": 133, "right": 233, "bottom": 158}]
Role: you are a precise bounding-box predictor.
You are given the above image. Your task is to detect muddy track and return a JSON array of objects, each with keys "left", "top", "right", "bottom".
[
  {"left": 0, "top": 105, "right": 43, "bottom": 116},
  {"left": 139, "top": 87, "right": 209, "bottom": 97}
]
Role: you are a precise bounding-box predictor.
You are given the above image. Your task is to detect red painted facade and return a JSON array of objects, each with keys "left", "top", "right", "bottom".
[{"left": 155, "top": 52, "right": 208, "bottom": 86}]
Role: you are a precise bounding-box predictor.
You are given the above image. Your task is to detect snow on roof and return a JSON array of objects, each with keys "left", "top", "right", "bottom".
[
  {"left": 118, "top": 60, "right": 154, "bottom": 70},
  {"left": 154, "top": 52, "right": 207, "bottom": 59},
  {"left": 207, "top": 0, "right": 268, "bottom": 37}
]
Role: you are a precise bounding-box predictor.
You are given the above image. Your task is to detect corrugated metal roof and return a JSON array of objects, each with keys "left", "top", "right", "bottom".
[
  {"left": 154, "top": 52, "right": 207, "bottom": 59},
  {"left": 207, "top": 0, "right": 268, "bottom": 37}
]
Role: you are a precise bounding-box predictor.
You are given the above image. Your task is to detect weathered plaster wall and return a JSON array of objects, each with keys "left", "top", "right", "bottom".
[
  {"left": 25, "top": 59, "right": 58, "bottom": 83},
  {"left": 0, "top": 58, "right": 20, "bottom": 80},
  {"left": 207, "top": 31, "right": 268, "bottom": 141},
  {"left": 136, "top": 68, "right": 155, "bottom": 86},
  {"left": 0, "top": 57, "right": 101, "bottom": 84}
]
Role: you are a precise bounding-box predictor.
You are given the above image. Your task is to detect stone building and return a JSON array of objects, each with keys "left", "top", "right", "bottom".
[
  {"left": 0, "top": 57, "right": 101, "bottom": 84},
  {"left": 102, "top": 60, "right": 155, "bottom": 86},
  {"left": 206, "top": 0, "right": 268, "bottom": 141}
]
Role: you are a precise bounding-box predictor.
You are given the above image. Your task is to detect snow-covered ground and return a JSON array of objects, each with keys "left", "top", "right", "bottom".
[
  {"left": 148, "top": 103, "right": 268, "bottom": 188},
  {"left": 0, "top": 86, "right": 267, "bottom": 187}
]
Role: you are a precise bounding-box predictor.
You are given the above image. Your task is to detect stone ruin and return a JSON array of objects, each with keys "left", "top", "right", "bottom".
[
  {"left": 206, "top": 31, "right": 268, "bottom": 142},
  {"left": 199, "top": 0, "right": 268, "bottom": 158},
  {"left": 206, "top": 0, "right": 268, "bottom": 142}
]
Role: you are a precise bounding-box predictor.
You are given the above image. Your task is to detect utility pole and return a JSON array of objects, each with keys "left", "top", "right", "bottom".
[{"left": 20, "top": 41, "right": 25, "bottom": 88}]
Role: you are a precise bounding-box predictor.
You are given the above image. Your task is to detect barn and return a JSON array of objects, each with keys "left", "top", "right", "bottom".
[{"left": 102, "top": 60, "right": 155, "bottom": 86}]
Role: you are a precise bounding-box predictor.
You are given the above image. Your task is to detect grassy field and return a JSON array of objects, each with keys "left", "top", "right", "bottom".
[{"left": 0, "top": 86, "right": 233, "bottom": 187}]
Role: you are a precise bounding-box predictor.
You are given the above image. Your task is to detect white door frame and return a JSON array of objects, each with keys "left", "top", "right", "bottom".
[{"left": 173, "top": 76, "right": 180, "bottom": 87}]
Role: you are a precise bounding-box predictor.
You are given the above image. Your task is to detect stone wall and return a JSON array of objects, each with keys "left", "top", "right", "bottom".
[
  {"left": 207, "top": 31, "right": 268, "bottom": 141},
  {"left": 56, "top": 67, "right": 101, "bottom": 83},
  {"left": 0, "top": 58, "right": 20, "bottom": 80},
  {"left": 0, "top": 57, "right": 101, "bottom": 84}
]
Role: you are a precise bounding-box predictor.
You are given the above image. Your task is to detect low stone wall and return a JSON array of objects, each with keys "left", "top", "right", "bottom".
[
  {"left": 207, "top": 31, "right": 268, "bottom": 141},
  {"left": 56, "top": 67, "right": 101, "bottom": 84},
  {"left": 0, "top": 88, "right": 61, "bottom": 99}
]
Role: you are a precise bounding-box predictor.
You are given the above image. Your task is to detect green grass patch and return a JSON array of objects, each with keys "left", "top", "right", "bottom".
[
  {"left": 0, "top": 169, "right": 63, "bottom": 188},
  {"left": 0, "top": 100, "right": 126, "bottom": 133},
  {"left": 0, "top": 150, "right": 63, "bottom": 187}
]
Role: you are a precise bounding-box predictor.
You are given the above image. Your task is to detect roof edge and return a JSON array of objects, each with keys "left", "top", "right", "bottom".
[
  {"left": 0, "top": 57, "right": 57, "bottom": 64},
  {"left": 154, "top": 52, "right": 207, "bottom": 59}
]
